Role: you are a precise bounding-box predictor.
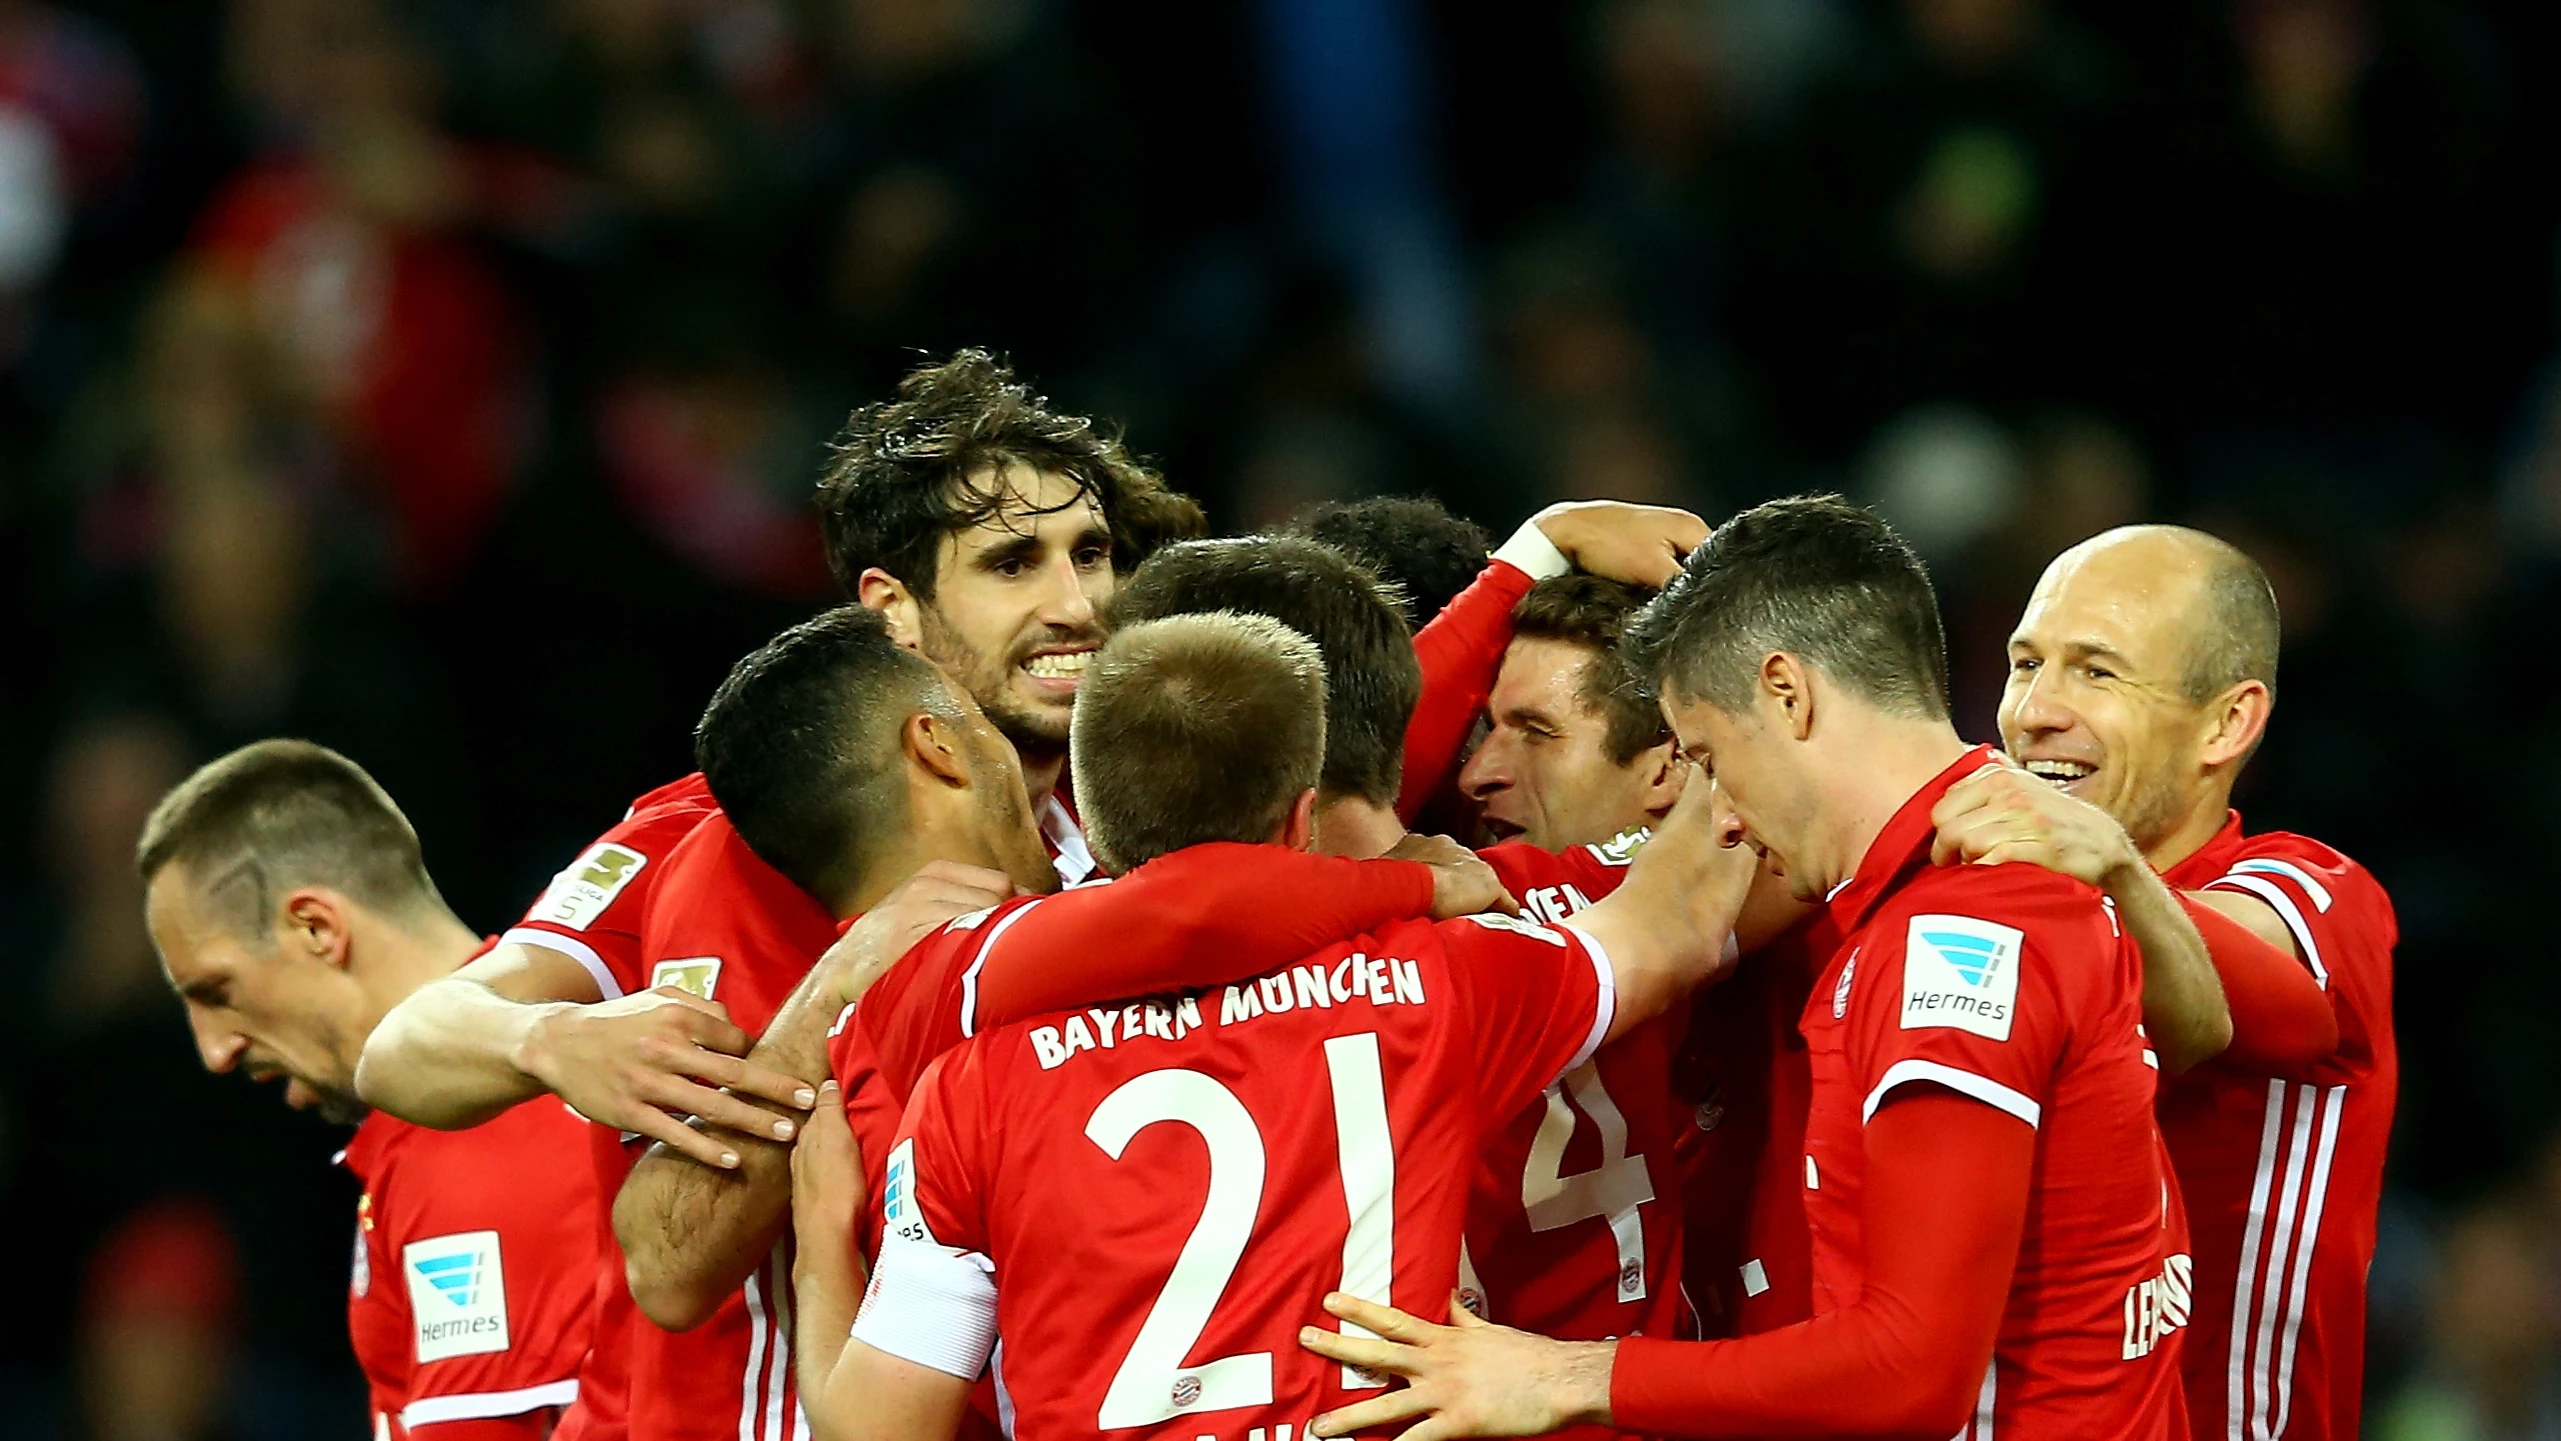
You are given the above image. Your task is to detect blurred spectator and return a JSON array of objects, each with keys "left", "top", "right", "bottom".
[
  {"left": 40, "top": 712, "right": 188, "bottom": 1033},
  {"left": 2374, "top": 1193, "right": 2561, "bottom": 1441},
  {"left": 78, "top": 1200, "right": 243, "bottom": 1441}
]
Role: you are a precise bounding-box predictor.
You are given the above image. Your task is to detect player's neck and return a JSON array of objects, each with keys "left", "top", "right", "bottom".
[
  {"left": 2138, "top": 786, "right": 2233, "bottom": 875},
  {"left": 1018, "top": 748, "right": 1067, "bottom": 811},
  {"left": 1312, "top": 797, "right": 1406, "bottom": 860},
  {"left": 367, "top": 906, "right": 488, "bottom": 1024},
  {"left": 1812, "top": 714, "right": 1973, "bottom": 892}
]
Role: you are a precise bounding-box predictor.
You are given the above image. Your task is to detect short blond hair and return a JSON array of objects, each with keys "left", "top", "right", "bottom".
[{"left": 1070, "top": 612, "right": 1326, "bottom": 874}]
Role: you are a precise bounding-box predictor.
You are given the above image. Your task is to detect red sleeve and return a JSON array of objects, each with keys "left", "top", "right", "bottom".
[
  {"left": 1478, "top": 835, "right": 1640, "bottom": 919},
  {"left": 1611, "top": 1093, "right": 2030, "bottom": 1436},
  {"left": 1399, "top": 560, "right": 1535, "bottom": 822},
  {"left": 971, "top": 845, "right": 1436, "bottom": 1028},
  {"left": 1848, "top": 909, "right": 2070, "bottom": 1129},
  {"left": 2178, "top": 893, "right": 2338, "bottom": 1071},
  {"left": 498, "top": 783, "right": 716, "bottom": 1000},
  {"left": 1441, "top": 915, "right": 1612, "bottom": 1117}
]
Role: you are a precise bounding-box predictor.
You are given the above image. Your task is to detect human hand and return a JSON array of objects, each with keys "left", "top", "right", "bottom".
[
  {"left": 1386, "top": 832, "right": 1522, "bottom": 918},
  {"left": 790, "top": 1081, "right": 868, "bottom": 1268},
  {"left": 1929, "top": 761, "right": 2142, "bottom": 887},
  {"left": 1299, "top": 1293, "right": 1616, "bottom": 1441},
  {"left": 1531, "top": 501, "right": 1710, "bottom": 588},
  {"left": 517, "top": 988, "right": 817, "bottom": 1169}
]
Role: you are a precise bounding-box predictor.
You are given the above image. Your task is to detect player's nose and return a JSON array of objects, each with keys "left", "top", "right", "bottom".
[
  {"left": 1457, "top": 739, "right": 1513, "bottom": 799},
  {"left": 194, "top": 1023, "right": 249, "bottom": 1075},
  {"left": 2007, "top": 666, "right": 2076, "bottom": 737},
  {"left": 1039, "top": 559, "right": 1099, "bottom": 630}
]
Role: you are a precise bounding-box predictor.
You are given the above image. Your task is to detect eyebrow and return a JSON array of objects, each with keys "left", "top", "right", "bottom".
[
  {"left": 972, "top": 533, "right": 1046, "bottom": 572},
  {"left": 2015, "top": 634, "right": 2138, "bottom": 668}
]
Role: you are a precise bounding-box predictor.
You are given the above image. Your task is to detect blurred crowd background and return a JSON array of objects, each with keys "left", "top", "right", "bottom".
[{"left": 2, "top": 0, "right": 2557, "bottom": 1436}]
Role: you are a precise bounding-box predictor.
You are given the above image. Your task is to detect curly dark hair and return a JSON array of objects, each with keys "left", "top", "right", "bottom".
[{"left": 815, "top": 350, "right": 1206, "bottom": 598}]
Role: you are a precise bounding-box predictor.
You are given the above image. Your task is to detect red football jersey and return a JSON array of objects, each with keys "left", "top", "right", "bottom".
[
  {"left": 498, "top": 774, "right": 719, "bottom": 1441},
  {"left": 1807, "top": 748, "right": 2190, "bottom": 1440},
  {"left": 1468, "top": 833, "right": 1692, "bottom": 1350},
  {"left": 1672, "top": 912, "right": 1829, "bottom": 1339},
  {"left": 342, "top": 1097, "right": 599, "bottom": 1438},
  {"left": 626, "top": 812, "right": 841, "bottom": 1441},
  {"left": 850, "top": 914, "right": 1616, "bottom": 1441},
  {"left": 2160, "top": 815, "right": 2397, "bottom": 1441}
]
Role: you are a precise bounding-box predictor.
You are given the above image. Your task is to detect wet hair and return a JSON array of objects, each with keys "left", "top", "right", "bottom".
[
  {"left": 815, "top": 349, "right": 1205, "bottom": 599},
  {"left": 136, "top": 740, "right": 442, "bottom": 941},
  {"left": 1280, "top": 496, "right": 1489, "bottom": 629},
  {"left": 1624, "top": 494, "right": 1950, "bottom": 720},
  {"left": 695, "top": 606, "right": 946, "bottom": 905},
  {"left": 1510, "top": 574, "right": 1670, "bottom": 765},
  {"left": 1070, "top": 613, "right": 1327, "bottom": 874},
  {"left": 1108, "top": 536, "right": 1417, "bottom": 808}
]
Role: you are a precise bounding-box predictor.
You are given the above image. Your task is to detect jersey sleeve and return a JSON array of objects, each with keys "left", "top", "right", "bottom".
[
  {"left": 1478, "top": 831, "right": 1643, "bottom": 923},
  {"left": 1849, "top": 907, "right": 2073, "bottom": 1131},
  {"left": 2193, "top": 843, "right": 2382, "bottom": 994},
  {"left": 498, "top": 787, "right": 714, "bottom": 1001},
  {"left": 849, "top": 1051, "right": 1001, "bottom": 1382},
  {"left": 1441, "top": 914, "right": 1615, "bottom": 1116},
  {"left": 389, "top": 1109, "right": 598, "bottom": 1432},
  {"left": 2178, "top": 893, "right": 2338, "bottom": 1071},
  {"left": 1399, "top": 559, "right": 1539, "bottom": 822},
  {"left": 972, "top": 845, "right": 1437, "bottom": 1029}
]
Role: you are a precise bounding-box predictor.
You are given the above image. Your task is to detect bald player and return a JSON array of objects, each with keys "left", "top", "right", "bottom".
[{"left": 1931, "top": 524, "right": 2396, "bottom": 1441}]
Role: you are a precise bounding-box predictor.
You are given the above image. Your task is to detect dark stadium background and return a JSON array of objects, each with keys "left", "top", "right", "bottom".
[{"left": 1, "top": 0, "right": 2556, "bottom": 1435}]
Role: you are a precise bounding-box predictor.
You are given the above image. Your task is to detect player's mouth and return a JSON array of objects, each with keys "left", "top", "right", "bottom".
[
  {"left": 1478, "top": 815, "right": 1527, "bottom": 844},
  {"left": 1019, "top": 647, "right": 1095, "bottom": 696},
  {"left": 2022, "top": 757, "right": 2099, "bottom": 793}
]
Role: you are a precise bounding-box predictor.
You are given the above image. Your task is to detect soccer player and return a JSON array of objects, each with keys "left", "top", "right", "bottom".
[
  {"left": 1299, "top": 495, "right": 2192, "bottom": 1440},
  {"left": 609, "top": 608, "right": 1477, "bottom": 1441},
  {"left": 1281, "top": 494, "right": 1491, "bottom": 629},
  {"left": 138, "top": 741, "right": 598, "bottom": 1441},
  {"left": 1932, "top": 524, "right": 2395, "bottom": 1441},
  {"left": 792, "top": 610, "right": 1759, "bottom": 1441},
  {"left": 816, "top": 348, "right": 1208, "bottom": 880}
]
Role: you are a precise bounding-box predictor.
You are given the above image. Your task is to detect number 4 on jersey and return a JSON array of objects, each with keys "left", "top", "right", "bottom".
[{"left": 1522, "top": 1062, "right": 1654, "bottom": 1302}]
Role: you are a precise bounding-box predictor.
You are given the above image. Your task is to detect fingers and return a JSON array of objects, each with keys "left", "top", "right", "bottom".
[
  {"left": 1306, "top": 1387, "right": 1435, "bottom": 1439},
  {"left": 1298, "top": 1325, "right": 1412, "bottom": 1375},
  {"left": 1323, "top": 1291, "right": 1437, "bottom": 1343},
  {"left": 696, "top": 1053, "right": 820, "bottom": 1112},
  {"left": 1445, "top": 1291, "right": 1488, "bottom": 1328},
  {"left": 626, "top": 1107, "right": 743, "bottom": 1170},
  {"left": 660, "top": 1076, "right": 801, "bottom": 1143}
]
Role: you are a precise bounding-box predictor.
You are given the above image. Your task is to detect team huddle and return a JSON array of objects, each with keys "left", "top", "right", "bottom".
[{"left": 135, "top": 350, "right": 2395, "bottom": 1441}]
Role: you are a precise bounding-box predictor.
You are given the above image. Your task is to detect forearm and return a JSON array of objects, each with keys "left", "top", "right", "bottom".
[
  {"left": 1611, "top": 1094, "right": 2025, "bottom": 1436},
  {"left": 2180, "top": 892, "right": 2338, "bottom": 1070},
  {"left": 355, "top": 977, "right": 566, "bottom": 1129},
  {"left": 2104, "top": 859, "right": 2232, "bottom": 1074},
  {"left": 1574, "top": 859, "right": 1750, "bottom": 1041},
  {"left": 794, "top": 1239, "right": 871, "bottom": 1423},
  {"left": 1400, "top": 559, "right": 1537, "bottom": 821},
  {"left": 615, "top": 973, "right": 843, "bottom": 1327}
]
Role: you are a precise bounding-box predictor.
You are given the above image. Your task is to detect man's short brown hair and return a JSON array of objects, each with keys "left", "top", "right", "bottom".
[
  {"left": 1511, "top": 574, "right": 1670, "bottom": 766},
  {"left": 135, "top": 739, "right": 442, "bottom": 941},
  {"left": 814, "top": 349, "right": 1207, "bottom": 598},
  {"left": 1069, "top": 613, "right": 1326, "bottom": 874}
]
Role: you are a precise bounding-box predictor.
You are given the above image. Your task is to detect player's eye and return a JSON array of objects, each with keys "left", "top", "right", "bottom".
[
  {"left": 992, "top": 557, "right": 1029, "bottom": 578},
  {"left": 2010, "top": 656, "right": 2040, "bottom": 674},
  {"left": 1073, "top": 544, "right": 1110, "bottom": 570},
  {"left": 2086, "top": 664, "right": 2117, "bottom": 681}
]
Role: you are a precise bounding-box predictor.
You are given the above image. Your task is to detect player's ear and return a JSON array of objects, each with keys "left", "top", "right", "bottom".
[
  {"left": 1636, "top": 738, "right": 1685, "bottom": 817},
  {"left": 2199, "top": 679, "right": 2271, "bottom": 770},
  {"left": 859, "top": 568, "right": 926, "bottom": 650},
  {"left": 903, "top": 712, "right": 970, "bottom": 788},
  {"left": 279, "top": 889, "right": 353, "bottom": 970},
  {"left": 1277, "top": 789, "right": 1319, "bottom": 852},
  {"left": 1763, "top": 653, "right": 1814, "bottom": 741}
]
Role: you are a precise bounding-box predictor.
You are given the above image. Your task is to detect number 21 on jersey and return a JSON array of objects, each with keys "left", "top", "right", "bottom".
[{"left": 1085, "top": 1034, "right": 1394, "bottom": 1430}]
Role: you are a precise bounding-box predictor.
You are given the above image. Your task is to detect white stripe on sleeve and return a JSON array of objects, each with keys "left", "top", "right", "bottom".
[
  {"left": 2202, "top": 875, "right": 2330, "bottom": 988},
  {"left": 498, "top": 928, "right": 624, "bottom": 1000},
  {"left": 1555, "top": 923, "right": 1620, "bottom": 1083},
  {"left": 1860, "top": 1059, "right": 2041, "bottom": 1129},
  {"left": 401, "top": 1379, "right": 579, "bottom": 1428}
]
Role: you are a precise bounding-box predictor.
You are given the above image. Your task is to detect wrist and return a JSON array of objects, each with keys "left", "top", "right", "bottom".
[
  {"left": 1496, "top": 515, "right": 1574, "bottom": 580},
  {"left": 1568, "top": 1339, "right": 1620, "bottom": 1427},
  {"left": 509, "top": 1001, "right": 580, "bottom": 1088}
]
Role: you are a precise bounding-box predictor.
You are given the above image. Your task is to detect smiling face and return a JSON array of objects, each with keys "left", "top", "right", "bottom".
[
  {"left": 916, "top": 465, "right": 1115, "bottom": 756},
  {"left": 1999, "top": 538, "right": 2228, "bottom": 855},
  {"left": 145, "top": 865, "right": 370, "bottom": 1124},
  {"left": 1462, "top": 637, "right": 1667, "bottom": 850}
]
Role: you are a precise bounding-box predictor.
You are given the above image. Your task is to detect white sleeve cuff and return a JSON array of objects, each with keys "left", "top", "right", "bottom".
[
  {"left": 1860, "top": 1059, "right": 2041, "bottom": 1128},
  {"left": 1492, "top": 519, "right": 1573, "bottom": 581},
  {"left": 1555, "top": 924, "right": 1619, "bottom": 1081},
  {"left": 498, "top": 928, "right": 624, "bottom": 1000},
  {"left": 849, "top": 1232, "right": 1000, "bottom": 1381}
]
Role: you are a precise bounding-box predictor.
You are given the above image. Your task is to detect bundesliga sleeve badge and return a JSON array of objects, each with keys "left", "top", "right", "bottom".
[{"left": 1898, "top": 914, "right": 2024, "bottom": 1042}]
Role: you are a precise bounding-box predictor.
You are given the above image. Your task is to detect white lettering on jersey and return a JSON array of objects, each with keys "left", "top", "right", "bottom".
[
  {"left": 530, "top": 844, "right": 648, "bottom": 931},
  {"left": 2121, "top": 1252, "right": 2194, "bottom": 1359},
  {"left": 1899, "top": 915, "right": 2023, "bottom": 1042},
  {"left": 404, "top": 1231, "right": 510, "bottom": 1363},
  {"left": 1464, "top": 913, "right": 1568, "bottom": 946},
  {"left": 1522, "top": 884, "right": 1595, "bottom": 926},
  {"left": 1031, "top": 958, "right": 1427, "bottom": 1072}
]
